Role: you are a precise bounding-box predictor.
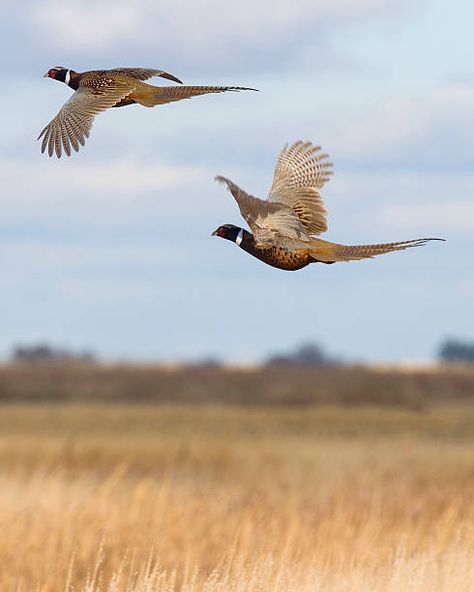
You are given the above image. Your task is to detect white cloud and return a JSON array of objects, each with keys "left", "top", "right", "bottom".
[
  {"left": 376, "top": 202, "right": 474, "bottom": 235},
  {"left": 28, "top": 0, "right": 409, "bottom": 65},
  {"left": 1, "top": 241, "right": 181, "bottom": 270},
  {"left": 32, "top": 3, "right": 141, "bottom": 52},
  {"left": 332, "top": 83, "right": 474, "bottom": 166},
  {"left": 459, "top": 278, "right": 474, "bottom": 297},
  {"left": 0, "top": 158, "right": 203, "bottom": 196},
  {"left": 325, "top": 171, "right": 473, "bottom": 238},
  {"left": 0, "top": 157, "right": 207, "bottom": 226}
]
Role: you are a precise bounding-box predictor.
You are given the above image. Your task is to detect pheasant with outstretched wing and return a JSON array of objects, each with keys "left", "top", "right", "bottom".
[
  {"left": 39, "top": 66, "right": 257, "bottom": 157},
  {"left": 213, "top": 140, "right": 443, "bottom": 270}
]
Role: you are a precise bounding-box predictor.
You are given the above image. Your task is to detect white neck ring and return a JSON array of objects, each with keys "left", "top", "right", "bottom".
[{"left": 236, "top": 229, "right": 244, "bottom": 246}]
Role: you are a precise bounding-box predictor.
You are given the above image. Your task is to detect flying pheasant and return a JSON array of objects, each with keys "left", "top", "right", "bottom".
[
  {"left": 39, "top": 67, "right": 256, "bottom": 158},
  {"left": 213, "top": 141, "right": 443, "bottom": 270}
]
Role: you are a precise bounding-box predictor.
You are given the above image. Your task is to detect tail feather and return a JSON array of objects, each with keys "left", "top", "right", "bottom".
[
  {"left": 309, "top": 237, "right": 444, "bottom": 263},
  {"left": 134, "top": 84, "right": 257, "bottom": 107}
]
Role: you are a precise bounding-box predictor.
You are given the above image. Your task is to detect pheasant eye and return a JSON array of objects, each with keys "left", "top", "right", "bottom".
[{"left": 48, "top": 69, "right": 57, "bottom": 78}]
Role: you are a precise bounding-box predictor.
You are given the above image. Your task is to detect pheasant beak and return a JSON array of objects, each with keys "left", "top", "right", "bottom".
[
  {"left": 43, "top": 72, "right": 49, "bottom": 78},
  {"left": 211, "top": 229, "right": 219, "bottom": 237}
]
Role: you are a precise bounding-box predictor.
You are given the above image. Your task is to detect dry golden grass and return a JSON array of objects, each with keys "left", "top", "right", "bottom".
[{"left": 0, "top": 404, "right": 473, "bottom": 591}]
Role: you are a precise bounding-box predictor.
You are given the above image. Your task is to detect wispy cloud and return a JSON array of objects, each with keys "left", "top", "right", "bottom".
[
  {"left": 0, "top": 158, "right": 203, "bottom": 196},
  {"left": 332, "top": 83, "right": 474, "bottom": 170},
  {"left": 0, "top": 157, "right": 207, "bottom": 227},
  {"left": 327, "top": 171, "right": 474, "bottom": 238},
  {"left": 376, "top": 202, "right": 474, "bottom": 235},
  {"left": 21, "top": 0, "right": 410, "bottom": 73}
]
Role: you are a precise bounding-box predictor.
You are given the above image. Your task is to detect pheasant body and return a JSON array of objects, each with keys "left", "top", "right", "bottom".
[
  {"left": 236, "top": 228, "right": 312, "bottom": 271},
  {"left": 214, "top": 225, "right": 441, "bottom": 271}
]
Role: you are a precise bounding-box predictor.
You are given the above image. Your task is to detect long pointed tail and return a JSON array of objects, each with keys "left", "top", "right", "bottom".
[
  {"left": 134, "top": 84, "right": 257, "bottom": 107},
  {"left": 309, "top": 237, "right": 445, "bottom": 263}
]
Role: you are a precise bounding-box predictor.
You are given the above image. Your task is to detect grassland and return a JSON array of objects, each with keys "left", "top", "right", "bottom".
[{"left": 0, "top": 402, "right": 473, "bottom": 591}]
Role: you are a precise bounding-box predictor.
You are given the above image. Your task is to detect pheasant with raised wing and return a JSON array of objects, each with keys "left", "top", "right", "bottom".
[{"left": 213, "top": 141, "right": 443, "bottom": 270}]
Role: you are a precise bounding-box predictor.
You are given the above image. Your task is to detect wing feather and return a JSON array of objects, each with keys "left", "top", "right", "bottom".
[
  {"left": 108, "top": 67, "right": 183, "bottom": 84},
  {"left": 268, "top": 141, "right": 334, "bottom": 235},
  {"left": 38, "top": 81, "right": 134, "bottom": 158},
  {"left": 215, "top": 175, "right": 309, "bottom": 247}
]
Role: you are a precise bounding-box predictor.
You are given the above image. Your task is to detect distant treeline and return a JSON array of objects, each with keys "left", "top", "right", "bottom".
[
  {"left": 265, "top": 343, "right": 335, "bottom": 366},
  {"left": 0, "top": 362, "right": 472, "bottom": 407},
  {"left": 10, "top": 338, "right": 474, "bottom": 367},
  {"left": 438, "top": 339, "right": 474, "bottom": 364},
  {"left": 12, "top": 344, "right": 95, "bottom": 364}
]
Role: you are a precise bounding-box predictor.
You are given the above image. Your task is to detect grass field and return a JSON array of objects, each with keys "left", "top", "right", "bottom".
[{"left": 0, "top": 403, "right": 473, "bottom": 591}]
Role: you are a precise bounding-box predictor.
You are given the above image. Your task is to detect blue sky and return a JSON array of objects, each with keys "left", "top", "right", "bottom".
[{"left": 0, "top": 0, "right": 472, "bottom": 363}]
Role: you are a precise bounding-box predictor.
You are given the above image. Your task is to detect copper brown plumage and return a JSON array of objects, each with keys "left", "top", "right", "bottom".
[
  {"left": 38, "top": 67, "right": 257, "bottom": 158},
  {"left": 212, "top": 141, "right": 444, "bottom": 271}
]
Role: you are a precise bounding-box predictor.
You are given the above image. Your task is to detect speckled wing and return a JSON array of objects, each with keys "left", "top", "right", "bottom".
[
  {"left": 268, "top": 141, "right": 334, "bottom": 235},
  {"left": 37, "top": 81, "right": 134, "bottom": 158},
  {"left": 216, "top": 176, "right": 310, "bottom": 247},
  {"left": 108, "top": 68, "right": 183, "bottom": 84}
]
